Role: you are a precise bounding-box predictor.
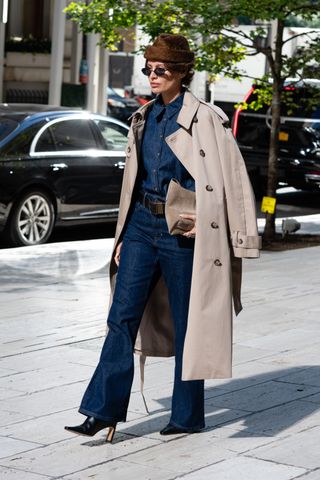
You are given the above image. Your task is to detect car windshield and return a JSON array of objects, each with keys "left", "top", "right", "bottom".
[{"left": 0, "top": 118, "right": 19, "bottom": 141}]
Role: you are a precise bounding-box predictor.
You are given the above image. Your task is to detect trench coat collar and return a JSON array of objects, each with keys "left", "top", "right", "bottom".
[
  {"left": 131, "top": 100, "right": 155, "bottom": 128},
  {"left": 131, "top": 89, "right": 200, "bottom": 131},
  {"left": 176, "top": 90, "right": 201, "bottom": 130}
]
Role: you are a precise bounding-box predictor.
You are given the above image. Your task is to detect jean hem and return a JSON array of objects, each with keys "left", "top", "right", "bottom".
[
  {"left": 79, "top": 407, "right": 126, "bottom": 423},
  {"left": 169, "top": 419, "right": 205, "bottom": 432}
]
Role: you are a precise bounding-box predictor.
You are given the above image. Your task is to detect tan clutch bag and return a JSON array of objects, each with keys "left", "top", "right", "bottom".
[{"left": 165, "top": 179, "right": 196, "bottom": 235}]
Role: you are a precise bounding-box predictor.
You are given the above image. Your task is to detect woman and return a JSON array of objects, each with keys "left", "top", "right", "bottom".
[{"left": 65, "top": 34, "right": 261, "bottom": 443}]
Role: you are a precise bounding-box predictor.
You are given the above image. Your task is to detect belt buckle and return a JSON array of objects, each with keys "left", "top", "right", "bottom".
[
  {"left": 156, "top": 203, "right": 164, "bottom": 215},
  {"left": 152, "top": 201, "right": 164, "bottom": 216}
]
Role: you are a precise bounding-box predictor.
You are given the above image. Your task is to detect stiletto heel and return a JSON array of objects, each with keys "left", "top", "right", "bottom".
[
  {"left": 65, "top": 416, "right": 117, "bottom": 441},
  {"left": 106, "top": 425, "right": 116, "bottom": 443}
]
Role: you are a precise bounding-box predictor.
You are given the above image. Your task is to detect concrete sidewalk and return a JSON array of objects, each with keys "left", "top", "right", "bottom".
[{"left": 0, "top": 240, "right": 319, "bottom": 479}]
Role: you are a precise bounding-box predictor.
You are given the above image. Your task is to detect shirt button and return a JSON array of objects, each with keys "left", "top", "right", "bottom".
[
  {"left": 200, "top": 149, "right": 205, "bottom": 157},
  {"left": 157, "top": 153, "right": 160, "bottom": 156},
  {"left": 239, "top": 238, "right": 243, "bottom": 244},
  {"left": 206, "top": 185, "right": 213, "bottom": 191},
  {"left": 211, "top": 222, "right": 219, "bottom": 229},
  {"left": 214, "top": 259, "right": 222, "bottom": 266}
]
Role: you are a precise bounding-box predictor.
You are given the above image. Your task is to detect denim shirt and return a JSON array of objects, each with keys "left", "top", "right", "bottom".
[{"left": 139, "top": 92, "right": 195, "bottom": 201}]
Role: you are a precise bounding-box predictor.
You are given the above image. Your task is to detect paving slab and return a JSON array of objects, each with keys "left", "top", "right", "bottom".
[
  {"left": 175, "top": 456, "right": 306, "bottom": 480},
  {"left": 203, "top": 425, "right": 277, "bottom": 453},
  {"left": 0, "top": 364, "right": 94, "bottom": 394},
  {"left": 0, "top": 436, "right": 41, "bottom": 459},
  {"left": 0, "top": 387, "right": 23, "bottom": 401},
  {"left": 220, "top": 399, "right": 320, "bottom": 438},
  {"left": 275, "top": 366, "right": 320, "bottom": 388},
  {"left": 121, "top": 432, "right": 234, "bottom": 475},
  {"left": 206, "top": 380, "right": 320, "bottom": 413},
  {"left": 0, "top": 435, "right": 162, "bottom": 478},
  {"left": 250, "top": 426, "right": 320, "bottom": 469},
  {"left": 295, "top": 470, "right": 320, "bottom": 480},
  {"left": 0, "top": 466, "right": 49, "bottom": 479},
  {"left": 62, "top": 459, "right": 176, "bottom": 480},
  {"left": 0, "top": 410, "right": 34, "bottom": 427}
]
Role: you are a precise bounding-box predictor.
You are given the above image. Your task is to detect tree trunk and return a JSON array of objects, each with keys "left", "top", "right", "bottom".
[{"left": 263, "top": 19, "right": 284, "bottom": 242}]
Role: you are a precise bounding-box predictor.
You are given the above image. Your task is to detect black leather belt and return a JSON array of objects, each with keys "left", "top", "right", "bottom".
[{"left": 138, "top": 192, "right": 166, "bottom": 216}]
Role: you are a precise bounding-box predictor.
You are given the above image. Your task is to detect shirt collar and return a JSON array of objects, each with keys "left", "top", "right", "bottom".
[{"left": 153, "top": 91, "right": 185, "bottom": 120}]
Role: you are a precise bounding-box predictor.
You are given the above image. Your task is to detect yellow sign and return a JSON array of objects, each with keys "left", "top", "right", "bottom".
[
  {"left": 261, "top": 196, "right": 276, "bottom": 214},
  {"left": 279, "top": 131, "right": 289, "bottom": 141}
]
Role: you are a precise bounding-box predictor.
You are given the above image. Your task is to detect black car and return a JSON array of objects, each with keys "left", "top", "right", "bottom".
[
  {"left": 0, "top": 104, "right": 129, "bottom": 246},
  {"left": 232, "top": 80, "right": 320, "bottom": 196},
  {"left": 107, "top": 87, "right": 140, "bottom": 124}
]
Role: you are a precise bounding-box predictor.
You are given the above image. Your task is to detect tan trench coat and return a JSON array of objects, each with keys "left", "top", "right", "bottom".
[{"left": 109, "top": 90, "right": 261, "bottom": 380}]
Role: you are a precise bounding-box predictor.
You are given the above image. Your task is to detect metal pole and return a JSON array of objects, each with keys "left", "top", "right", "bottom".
[
  {"left": 48, "top": 0, "right": 66, "bottom": 105},
  {"left": 0, "top": 21, "right": 6, "bottom": 102},
  {"left": 70, "top": 22, "right": 82, "bottom": 84},
  {"left": 86, "top": 33, "right": 100, "bottom": 112},
  {"left": 97, "top": 46, "right": 109, "bottom": 114}
]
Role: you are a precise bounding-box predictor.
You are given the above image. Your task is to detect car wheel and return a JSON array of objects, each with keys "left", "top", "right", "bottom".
[{"left": 7, "top": 191, "right": 55, "bottom": 246}]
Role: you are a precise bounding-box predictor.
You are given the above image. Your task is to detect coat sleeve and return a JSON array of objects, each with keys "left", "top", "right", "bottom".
[{"left": 213, "top": 114, "right": 261, "bottom": 258}]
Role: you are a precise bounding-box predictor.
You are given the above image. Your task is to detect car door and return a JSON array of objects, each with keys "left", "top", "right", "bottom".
[
  {"left": 92, "top": 118, "right": 128, "bottom": 206},
  {"left": 32, "top": 116, "right": 127, "bottom": 221}
]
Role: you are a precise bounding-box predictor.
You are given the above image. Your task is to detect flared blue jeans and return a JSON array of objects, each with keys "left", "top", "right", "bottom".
[{"left": 79, "top": 200, "right": 205, "bottom": 430}]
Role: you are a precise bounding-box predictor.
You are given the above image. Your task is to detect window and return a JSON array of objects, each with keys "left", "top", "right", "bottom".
[
  {"left": 2, "top": 124, "right": 44, "bottom": 157},
  {"left": 35, "top": 119, "right": 98, "bottom": 152},
  {"left": 95, "top": 120, "right": 128, "bottom": 151},
  {"left": 0, "top": 118, "right": 19, "bottom": 141},
  {"left": 35, "top": 126, "right": 55, "bottom": 152}
]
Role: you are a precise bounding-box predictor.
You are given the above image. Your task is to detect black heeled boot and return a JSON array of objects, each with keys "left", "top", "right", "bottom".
[
  {"left": 160, "top": 424, "right": 201, "bottom": 435},
  {"left": 65, "top": 416, "right": 117, "bottom": 443}
]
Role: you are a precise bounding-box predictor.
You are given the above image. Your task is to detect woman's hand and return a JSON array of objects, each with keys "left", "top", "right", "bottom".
[
  {"left": 179, "top": 214, "right": 196, "bottom": 238},
  {"left": 114, "top": 241, "right": 123, "bottom": 266}
]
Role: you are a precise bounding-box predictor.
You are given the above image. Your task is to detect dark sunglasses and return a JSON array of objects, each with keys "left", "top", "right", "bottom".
[{"left": 141, "top": 67, "right": 167, "bottom": 77}]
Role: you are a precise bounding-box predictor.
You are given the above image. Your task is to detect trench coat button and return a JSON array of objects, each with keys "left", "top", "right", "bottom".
[
  {"left": 214, "top": 259, "right": 222, "bottom": 266},
  {"left": 127, "top": 146, "right": 131, "bottom": 153},
  {"left": 238, "top": 238, "right": 243, "bottom": 244},
  {"left": 206, "top": 185, "right": 213, "bottom": 191},
  {"left": 199, "top": 149, "right": 205, "bottom": 157},
  {"left": 211, "top": 222, "right": 219, "bottom": 229},
  {"left": 193, "top": 116, "right": 198, "bottom": 123}
]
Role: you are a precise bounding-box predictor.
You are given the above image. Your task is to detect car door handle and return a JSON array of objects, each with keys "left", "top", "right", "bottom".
[
  {"left": 51, "top": 163, "right": 68, "bottom": 171},
  {"left": 115, "top": 161, "right": 125, "bottom": 169}
]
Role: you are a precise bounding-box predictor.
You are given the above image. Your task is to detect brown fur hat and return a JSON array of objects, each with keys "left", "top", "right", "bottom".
[{"left": 144, "top": 34, "right": 194, "bottom": 63}]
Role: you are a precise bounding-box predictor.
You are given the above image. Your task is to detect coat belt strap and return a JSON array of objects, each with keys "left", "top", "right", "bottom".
[{"left": 139, "top": 355, "right": 150, "bottom": 414}]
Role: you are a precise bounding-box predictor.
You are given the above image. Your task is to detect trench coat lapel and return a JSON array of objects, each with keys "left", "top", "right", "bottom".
[{"left": 165, "top": 91, "right": 200, "bottom": 176}]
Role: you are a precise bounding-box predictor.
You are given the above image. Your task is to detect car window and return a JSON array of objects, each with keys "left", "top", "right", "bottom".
[
  {"left": 36, "top": 119, "right": 98, "bottom": 152},
  {"left": 95, "top": 120, "right": 128, "bottom": 151},
  {"left": 35, "top": 125, "right": 56, "bottom": 152},
  {"left": 0, "top": 118, "right": 19, "bottom": 141},
  {"left": 1, "top": 124, "right": 45, "bottom": 157}
]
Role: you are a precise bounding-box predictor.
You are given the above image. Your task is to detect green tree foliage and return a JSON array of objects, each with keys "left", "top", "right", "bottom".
[{"left": 65, "top": 0, "right": 320, "bottom": 240}]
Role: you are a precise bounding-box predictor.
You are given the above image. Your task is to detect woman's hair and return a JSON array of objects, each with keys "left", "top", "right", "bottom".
[{"left": 164, "top": 62, "right": 195, "bottom": 87}]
